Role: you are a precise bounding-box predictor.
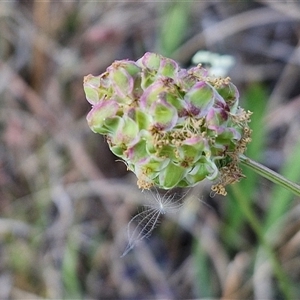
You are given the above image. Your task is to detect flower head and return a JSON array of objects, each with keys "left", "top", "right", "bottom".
[{"left": 84, "top": 52, "right": 252, "bottom": 195}]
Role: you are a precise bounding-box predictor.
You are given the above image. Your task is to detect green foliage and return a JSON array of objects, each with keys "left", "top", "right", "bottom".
[
  {"left": 159, "top": 2, "right": 191, "bottom": 56},
  {"left": 223, "top": 83, "right": 267, "bottom": 249},
  {"left": 243, "top": 83, "right": 268, "bottom": 188},
  {"left": 62, "top": 238, "right": 82, "bottom": 299},
  {"left": 192, "top": 239, "right": 215, "bottom": 298},
  {"left": 222, "top": 83, "right": 300, "bottom": 298},
  {"left": 264, "top": 138, "right": 300, "bottom": 231}
]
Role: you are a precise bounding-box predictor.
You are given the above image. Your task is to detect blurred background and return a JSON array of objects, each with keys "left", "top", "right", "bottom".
[{"left": 1, "top": 1, "right": 300, "bottom": 299}]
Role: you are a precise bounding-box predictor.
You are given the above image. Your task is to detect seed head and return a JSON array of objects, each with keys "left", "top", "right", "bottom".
[{"left": 84, "top": 52, "right": 252, "bottom": 195}]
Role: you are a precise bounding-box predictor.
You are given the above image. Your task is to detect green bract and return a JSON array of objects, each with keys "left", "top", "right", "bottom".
[{"left": 84, "top": 52, "right": 252, "bottom": 195}]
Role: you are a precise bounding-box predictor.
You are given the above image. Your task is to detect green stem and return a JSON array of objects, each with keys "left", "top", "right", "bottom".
[
  {"left": 231, "top": 184, "right": 294, "bottom": 299},
  {"left": 239, "top": 154, "right": 300, "bottom": 197}
]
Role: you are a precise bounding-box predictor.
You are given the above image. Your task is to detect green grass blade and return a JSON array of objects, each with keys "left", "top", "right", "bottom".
[
  {"left": 264, "top": 138, "right": 300, "bottom": 231},
  {"left": 192, "top": 238, "right": 215, "bottom": 298},
  {"left": 222, "top": 84, "right": 267, "bottom": 247},
  {"left": 62, "top": 238, "right": 82, "bottom": 299},
  {"left": 158, "top": 2, "right": 191, "bottom": 57},
  {"left": 231, "top": 184, "right": 295, "bottom": 300},
  {"left": 242, "top": 83, "right": 268, "bottom": 189}
]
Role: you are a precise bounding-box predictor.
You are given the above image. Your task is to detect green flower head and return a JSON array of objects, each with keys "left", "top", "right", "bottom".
[{"left": 84, "top": 52, "right": 252, "bottom": 195}]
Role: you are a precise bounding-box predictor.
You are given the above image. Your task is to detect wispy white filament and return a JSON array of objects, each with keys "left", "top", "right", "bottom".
[{"left": 121, "top": 188, "right": 189, "bottom": 257}]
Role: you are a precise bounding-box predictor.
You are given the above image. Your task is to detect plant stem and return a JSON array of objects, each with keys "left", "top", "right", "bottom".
[{"left": 239, "top": 154, "right": 300, "bottom": 197}]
